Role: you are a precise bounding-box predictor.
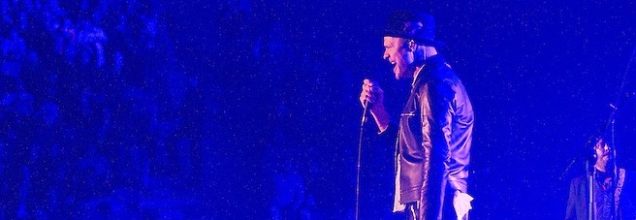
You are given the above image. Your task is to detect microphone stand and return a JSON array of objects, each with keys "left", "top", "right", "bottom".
[
  {"left": 588, "top": 158, "right": 595, "bottom": 220},
  {"left": 355, "top": 102, "right": 370, "bottom": 220}
]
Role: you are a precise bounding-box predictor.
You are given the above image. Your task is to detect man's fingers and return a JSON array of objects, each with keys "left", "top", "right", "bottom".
[
  {"left": 362, "top": 79, "right": 375, "bottom": 87},
  {"left": 360, "top": 91, "right": 370, "bottom": 101},
  {"left": 363, "top": 84, "right": 382, "bottom": 92},
  {"left": 366, "top": 88, "right": 383, "bottom": 97},
  {"left": 360, "top": 92, "right": 374, "bottom": 103},
  {"left": 361, "top": 79, "right": 381, "bottom": 107}
]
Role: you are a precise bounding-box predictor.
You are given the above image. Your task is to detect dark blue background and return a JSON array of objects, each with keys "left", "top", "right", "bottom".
[{"left": 1, "top": 0, "right": 635, "bottom": 219}]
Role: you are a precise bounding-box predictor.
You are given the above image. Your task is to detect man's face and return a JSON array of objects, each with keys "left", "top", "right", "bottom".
[
  {"left": 383, "top": 37, "right": 414, "bottom": 80},
  {"left": 594, "top": 140, "right": 610, "bottom": 161}
]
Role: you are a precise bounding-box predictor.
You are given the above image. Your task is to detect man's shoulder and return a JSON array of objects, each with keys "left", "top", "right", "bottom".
[
  {"left": 419, "top": 68, "right": 464, "bottom": 94},
  {"left": 570, "top": 175, "right": 587, "bottom": 186}
]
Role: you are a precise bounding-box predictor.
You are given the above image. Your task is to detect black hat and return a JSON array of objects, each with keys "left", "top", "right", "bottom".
[{"left": 383, "top": 10, "right": 437, "bottom": 46}]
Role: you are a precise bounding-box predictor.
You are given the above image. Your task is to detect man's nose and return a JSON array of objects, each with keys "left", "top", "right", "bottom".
[
  {"left": 383, "top": 53, "right": 389, "bottom": 60},
  {"left": 599, "top": 144, "right": 610, "bottom": 152}
]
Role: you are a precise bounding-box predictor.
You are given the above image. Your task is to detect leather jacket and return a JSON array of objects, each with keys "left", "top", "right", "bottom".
[{"left": 390, "top": 55, "right": 474, "bottom": 219}]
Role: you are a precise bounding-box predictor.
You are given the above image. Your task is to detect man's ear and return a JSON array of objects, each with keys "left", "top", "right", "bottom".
[{"left": 408, "top": 40, "right": 417, "bottom": 51}]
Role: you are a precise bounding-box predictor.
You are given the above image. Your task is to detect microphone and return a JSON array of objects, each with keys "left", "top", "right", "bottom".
[{"left": 361, "top": 100, "right": 371, "bottom": 126}]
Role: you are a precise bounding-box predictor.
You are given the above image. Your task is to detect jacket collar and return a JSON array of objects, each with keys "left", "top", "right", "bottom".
[{"left": 412, "top": 54, "right": 445, "bottom": 87}]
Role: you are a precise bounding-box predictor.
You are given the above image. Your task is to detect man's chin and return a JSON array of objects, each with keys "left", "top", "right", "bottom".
[{"left": 393, "top": 66, "right": 415, "bottom": 80}]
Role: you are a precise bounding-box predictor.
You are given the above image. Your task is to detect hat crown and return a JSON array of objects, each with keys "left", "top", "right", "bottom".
[{"left": 384, "top": 11, "right": 436, "bottom": 45}]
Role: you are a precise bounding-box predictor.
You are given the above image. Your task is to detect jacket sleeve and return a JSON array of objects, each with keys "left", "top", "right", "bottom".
[
  {"left": 377, "top": 121, "right": 398, "bottom": 139},
  {"left": 565, "top": 178, "right": 578, "bottom": 220},
  {"left": 615, "top": 168, "right": 626, "bottom": 219},
  {"left": 420, "top": 78, "right": 455, "bottom": 171},
  {"left": 422, "top": 73, "right": 474, "bottom": 196}
]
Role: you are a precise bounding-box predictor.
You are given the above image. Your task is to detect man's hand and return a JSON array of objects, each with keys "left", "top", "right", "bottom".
[
  {"left": 359, "top": 79, "right": 390, "bottom": 132},
  {"left": 453, "top": 191, "right": 473, "bottom": 220}
]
